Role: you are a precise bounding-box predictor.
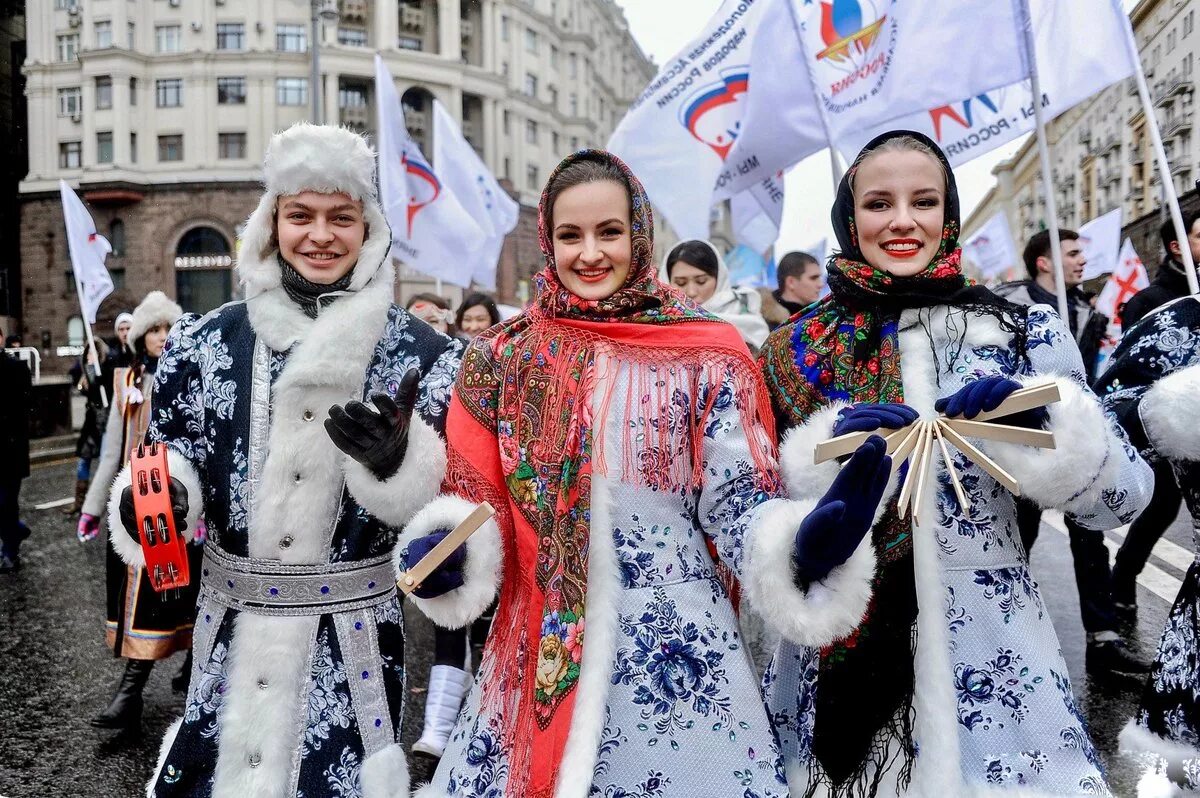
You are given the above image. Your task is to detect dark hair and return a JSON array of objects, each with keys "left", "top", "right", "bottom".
[
  {"left": 405, "top": 292, "right": 451, "bottom": 311},
  {"left": 1159, "top": 209, "right": 1200, "bottom": 255},
  {"left": 1022, "top": 229, "right": 1079, "bottom": 279},
  {"left": 456, "top": 292, "right": 500, "bottom": 328},
  {"left": 544, "top": 155, "right": 629, "bottom": 228},
  {"left": 776, "top": 251, "right": 820, "bottom": 289},
  {"left": 665, "top": 240, "right": 719, "bottom": 280}
]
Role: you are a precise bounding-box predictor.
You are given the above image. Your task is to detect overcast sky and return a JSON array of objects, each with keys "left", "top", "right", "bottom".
[{"left": 611, "top": 1, "right": 1028, "bottom": 255}]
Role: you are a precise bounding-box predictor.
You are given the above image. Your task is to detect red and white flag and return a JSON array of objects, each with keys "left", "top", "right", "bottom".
[
  {"left": 59, "top": 180, "right": 113, "bottom": 324},
  {"left": 1096, "top": 238, "right": 1149, "bottom": 324}
]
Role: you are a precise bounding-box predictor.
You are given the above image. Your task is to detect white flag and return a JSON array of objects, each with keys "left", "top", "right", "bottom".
[
  {"left": 719, "top": 0, "right": 1028, "bottom": 197},
  {"left": 606, "top": 0, "right": 769, "bottom": 240},
  {"left": 1096, "top": 238, "right": 1149, "bottom": 322},
  {"left": 432, "top": 99, "right": 519, "bottom": 290},
  {"left": 374, "top": 55, "right": 487, "bottom": 288},
  {"left": 839, "top": 0, "right": 1138, "bottom": 166},
  {"left": 59, "top": 180, "right": 113, "bottom": 324},
  {"left": 962, "top": 212, "right": 1020, "bottom": 279},
  {"left": 731, "top": 173, "right": 785, "bottom": 254},
  {"left": 1079, "top": 207, "right": 1124, "bottom": 280}
]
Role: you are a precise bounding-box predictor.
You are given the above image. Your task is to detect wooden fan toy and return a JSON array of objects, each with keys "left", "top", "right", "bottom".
[
  {"left": 813, "top": 382, "right": 1062, "bottom": 524},
  {"left": 129, "top": 442, "right": 192, "bottom": 592},
  {"left": 397, "top": 502, "right": 495, "bottom": 596}
]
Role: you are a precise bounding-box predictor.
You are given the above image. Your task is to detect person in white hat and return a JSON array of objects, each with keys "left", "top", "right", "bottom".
[{"left": 105, "top": 123, "right": 463, "bottom": 797}]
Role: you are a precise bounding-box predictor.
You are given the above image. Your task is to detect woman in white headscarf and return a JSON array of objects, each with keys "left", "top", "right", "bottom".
[{"left": 661, "top": 239, "right": 771, "bottom": 352}]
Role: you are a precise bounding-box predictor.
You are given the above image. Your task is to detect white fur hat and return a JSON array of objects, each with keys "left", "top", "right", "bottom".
[
  {"left": 113, "top": 312, "right": 134, "bottom": 337},
  {"left": 129, "top": 291, "right": 183, "bottom": 343},
  {"left": 237, "top": 123, "right": 393, "bottom": 299}
]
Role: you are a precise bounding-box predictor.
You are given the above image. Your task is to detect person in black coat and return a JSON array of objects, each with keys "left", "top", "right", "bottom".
[
  {"left": 1122, "top": 211, "right": 1200, "bottom": 328},
  {"left": 0, "top": 340, "right": 32, "bottom": 572}
]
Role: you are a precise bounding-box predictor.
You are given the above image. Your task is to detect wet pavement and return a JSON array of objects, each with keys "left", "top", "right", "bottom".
[{"left": 1, "top": 459, "right": 1192, "bottom": 797}]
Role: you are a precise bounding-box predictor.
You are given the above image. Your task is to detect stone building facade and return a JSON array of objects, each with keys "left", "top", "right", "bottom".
[
  {"left": 964, "top": 0, "right": 1200, "bottom": 280},
  {"left": 19, "top": 0, "right": 653, "bottom": 374}
]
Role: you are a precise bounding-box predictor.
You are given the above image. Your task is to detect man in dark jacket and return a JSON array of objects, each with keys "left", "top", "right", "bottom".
[
  {"left": 0, "top": 336, "right": 32, "bottom": 572},
  {"left": 1108, "top": 211, "right": 1200, "bottom": 614},
  {"left": 759, "top": 251, "right": 824, "bottom": 328}
]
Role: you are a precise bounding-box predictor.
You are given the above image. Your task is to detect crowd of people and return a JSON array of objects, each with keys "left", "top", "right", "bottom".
[{"left": 2, "top": 122, "right": 1199, "bottom": 798}]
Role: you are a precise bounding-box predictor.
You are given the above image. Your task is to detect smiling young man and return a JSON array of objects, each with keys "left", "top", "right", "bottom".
[{"left": 104, "top": 123, "right": 464, "bottom": 798}]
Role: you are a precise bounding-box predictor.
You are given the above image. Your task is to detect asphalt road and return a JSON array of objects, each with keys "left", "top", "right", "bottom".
[{"left": 0, "top": 459, "right": 1192, "bottom": 797}]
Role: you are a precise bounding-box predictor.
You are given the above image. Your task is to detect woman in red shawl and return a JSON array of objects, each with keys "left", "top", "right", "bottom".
[{"left": 395, "top": 150, "right": 890, "bottom": 798}]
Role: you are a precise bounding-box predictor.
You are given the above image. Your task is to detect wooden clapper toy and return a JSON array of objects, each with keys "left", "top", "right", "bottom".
[
  {"left": 397, "top": 502, "right": 496, "bottom": 595},
  {"left": 813, "top": 382, "right": 1062, "bottom": 525}
]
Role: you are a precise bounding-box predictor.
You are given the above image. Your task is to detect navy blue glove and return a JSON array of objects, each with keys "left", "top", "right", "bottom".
[
  {"left": 403, "top": 528, "right": 466, "bottom": 599},
  {"left": 934, "top": 376, "right": 1048, "bottom": 428},
  {"left": 832, "top": 402, "right": 919, "bottom": 436},
  {"left": 792, "top": 435, "right": 892, "bottom": 586}
]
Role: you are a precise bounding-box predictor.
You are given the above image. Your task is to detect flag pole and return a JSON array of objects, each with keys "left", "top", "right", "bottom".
[
  {"left": 1119, "top": 2, "right": 1199, "bottom": 295},
  {"left": 1019, "top": 0, "right": 1070, "bottom": 320},
  {"left": 786, "top": 0, "right": 844, "bottom": 186},
  {"left": 70, "top": 265, "right": 107, "bottom": 406}
]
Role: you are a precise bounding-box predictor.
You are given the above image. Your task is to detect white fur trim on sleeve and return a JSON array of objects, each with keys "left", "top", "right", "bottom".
[
  {"left": 744, "top": 498, "right": 876, "bottom": 647},
  {"left": 361, "top": 743, "right": 410, "bottom": 798},
  {"left": 343, "top": 416, "right": 447, "bottom": 528},
  {"left": 1140, "top": 364, "right": 1200, "bottom": 461},
  {"left": 979, "top": 376, "right": 1118, "bottom": 512},
  {"left": 779, "top": 402, "right": 850, "bottom": 501},
  {"left": 393, "top": 494, "right": 503, "bottom": 629},
  {"left": 107, "top": 448, "right": 203, "bottom": 568},
  {"left": 1119, "top": 719, "right": 1200, "bottom": 773}
]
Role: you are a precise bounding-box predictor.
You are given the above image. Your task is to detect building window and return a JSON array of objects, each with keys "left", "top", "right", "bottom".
[
  {"left": 95, "top": 20, "right": 112, "bottom": 49},
  {"left": 526, "top": 163, "right": 538, "bottom": 190},
  {"left": 158, "top": 134, "right": 183, "bottom": 162},
  {"left": 129, "top": 77, "right": 137, "bottom": 106},
  {"left": 216, "top": 22, "right": 245, "bottom": 51},
  {"left": 525, "top": 119, "right": 537, "bottom": 144},
  {"left": 570, "top": 135, "right": 579, "bottom": 151},
  {"left": 276, "top": 24, "right": 307, "bottom": 53},
  {"left": 96, "top": 131, "right": 113, "bottom": 164},
  {"left": 57, "top": 87, "right": 81, "bottom": 117},
  {"left": 54, "top": 0, "right": 75, "bottom": 8},
  {"left": 523, "top": 73, "right": 537, "bottom": 98},
  {"left": 130, "top": 132, "right": 137, "bottom": 163},
  {"left": 504, "top": 156, "right": 511, "bottom": 179},
  {"left": 218, "top": 132, "right": 246, "bottom": 160},
  {"left": 569, "top": 52, "right": 577, "bottom": 78},
  {"left": 548, "top": 86, "right": 558, "bottom": 108},
  {"left": 502, "top": 110, "right": 510, "bottom": 135},
  {"left": 127, "top": 21, "right": 135, "bottom": 49},
  {"left": 569, "top": 92, "right": 578, "bottom": 116},
  {"left": 276, "top": 77, "right": 308, "bottom": 106},
  {"left": 552, "top": 131, "right": 559, "bottom": 153},
  {"left": 156, "top": 78, "right": 183, "bottom": 108},
  {"left": 59, "top": 141, "right": 82, "bottom": 169},
  {"left": 339, "top": 85, "right": 368, "bottom": 108},
  {"left": 338, "top": 27, "right": 368, "bottom": 46},
  {"left": 550, "top": 44, "right": 559, "bottom": 68},
  {"left": 95, "top": 76, "right": 112, "bottom": 110},
  {"left": 155, "top": 25, "right": 181, "bottom": 53},
  {"left": 525, "top": 28, "right": 538, "bottom": 53},
  {"left": 56, "top": 34, "right": 80, "bottom": 61},
  {"left": 109, "top": 219, "right": 125, "bottom": 256},
  {"left": 217, "top": 76, "right": 246, "bottom": 105},
  {"left": 501, "top": 15, "right": 509, "bottom": 41}
]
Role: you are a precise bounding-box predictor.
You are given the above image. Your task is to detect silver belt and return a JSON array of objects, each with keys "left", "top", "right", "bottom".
[{"left": 200, "top": 545, "right": 396, "bottom": 616}]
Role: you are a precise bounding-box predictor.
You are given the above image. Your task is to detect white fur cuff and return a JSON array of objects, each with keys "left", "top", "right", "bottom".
[
  {"left": 979, "top": 377, "right": 1116, "bottom": 512},
  {"left": 744, "top": 498, "right": 876, "bottom": 647},
  {"left": 1119, "top": 719, "right": 1200, "bottom": 771},
  {"left": 1140, "top": 364, "right": 1200, "bottom": 461},
  {"left": 779, "top": 402, "right": 849, "bottom": 501},
  {"left": 394, "top": 494, "right": 503, "bottom": 629},
  {"left": 107, "top": 448, "right": 203, "bottom": 568},
  {"left": 344, "top": 417, "right": 447, "bottom": 529},
  {"left": 361, "top": 743, "right": 410, "bottom": 798}
]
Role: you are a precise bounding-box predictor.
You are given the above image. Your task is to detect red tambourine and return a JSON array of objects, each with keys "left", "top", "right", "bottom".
[{"left": 129, "top": 443, "right": 191, "bottom": 592}]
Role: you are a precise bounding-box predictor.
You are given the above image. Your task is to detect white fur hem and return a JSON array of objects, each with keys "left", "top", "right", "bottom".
[
  {"left": 344, "top": 417, "right": 447, "bottom": 528},
  {"left": 779, "top": 402, "right": 849, "bottom": 501},
  {"left": 745, "top": 498, "right": 875, "bottom": 647},
  {"left": 979, "top": 376, "right": 1116, "bottom": 512},
  {"left": 1120, "top": 719, "right": 1200, "bottom": 769},
  {"left": 394, "top": 495, "right": 503, "bottom": 629},
  {"left": 1140, "top": 364, "right": 1200, "bottom": 461},
  {"left": 107, "top": 449, "right": 203, "bottom": 568},
  {"left": 361, "top": 743, "right": 411, "bottom": 798},
  {"left": 145, "top": 716, "right": 183, "bottom": 797},
  {"left": 1136, "top": 770, "right": 1187, "bottom": 798}
]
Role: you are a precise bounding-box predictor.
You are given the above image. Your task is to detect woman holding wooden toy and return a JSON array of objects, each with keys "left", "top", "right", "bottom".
[{"left": 757, "top": 130, "right": 1154, "bottom": 797}]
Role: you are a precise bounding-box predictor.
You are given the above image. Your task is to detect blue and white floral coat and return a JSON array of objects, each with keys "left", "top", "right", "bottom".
[
  {"left": 767, "top": 304, "right": 1153, "bottom": 797},
  {"left": 105, "top": 124, "right": 463, "bottom": 798}
]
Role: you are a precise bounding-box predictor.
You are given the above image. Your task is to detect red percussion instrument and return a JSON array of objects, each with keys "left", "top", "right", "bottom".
[{"left": 129, "top": 443, "right": 191, "bottom": 592}]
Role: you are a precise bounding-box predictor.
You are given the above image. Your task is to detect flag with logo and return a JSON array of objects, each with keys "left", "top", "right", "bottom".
[
  {"left": 718, "top": 0, "right": 1029, "bottom": 197},
  {"left": 1096, "top": 238, "right": 1149, "bottom": 323},
  {"left": 59, "top": 180, "right": 113, "bottom": 324},
  {"left": 375, "top": 55, "right": 487, "bottom": 287},
  {"left": 606, "top": 0, "right": 769, "bottom": 240},
  {"left": 432, "top": 99, "right": 519, "bottom": 290},
  {"left": 962, "top": 212, "right": 1020, "bottom": 279},
  {"left": 1080, "top": 207, "right": 1124, "bottom": 280},
  {"left": 839, "top": 0, "right": 1138, "bottom": 166}
]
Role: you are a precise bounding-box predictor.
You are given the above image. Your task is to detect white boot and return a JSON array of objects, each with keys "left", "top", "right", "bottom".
[{"left": 412, "top": 665, "right": 469, "bottom": 758}]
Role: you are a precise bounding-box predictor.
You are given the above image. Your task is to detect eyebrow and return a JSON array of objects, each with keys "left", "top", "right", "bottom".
[
  {"left": 555, "top": 219, "right": 626, "bottom": 230},
  {"left": 281, "top": 201, "right": 359, "bottom": 213}
]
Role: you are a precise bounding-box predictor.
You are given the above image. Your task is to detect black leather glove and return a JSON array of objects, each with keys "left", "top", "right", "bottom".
[
  {"left": 403, "top": 528, "right": 466, "bottom": 599},
  {"left": 325, "top": 368, "right": 421, "bottom": 479},
  {"left": 792, "top": 435, "right": 891, "bottom": 586},
  {"left": 119, "top": 476, "right": 190, "bottom": 543}
]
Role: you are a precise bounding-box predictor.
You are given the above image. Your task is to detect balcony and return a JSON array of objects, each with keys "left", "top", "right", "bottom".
[
  {"left": 1155, "top": 75, "right": 1194, "bottom": 106},
  {"left": 1077, "top": 129, "right": 1092, "bottom": 147},
  {"left": 1129, "top": 147, "right": 1145, "bottom": 166},
  {"left": 1163, "top": 115, "right": 1193, "bottom": 139},
  {"left": 339, "top": 0, "right": 368, "bottom": 23},
  {"left": 1172, "top": 160, "right": 1192, "bottom": 176},
  {"left": 400, "top": 6, "right": 425, "bottom": 32},
  {"left": 1099, "top": 134, "right": 1120, "bottom": 155},
  {"left": 340, "top": 104, "right": 370, "bottom": 130}
]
